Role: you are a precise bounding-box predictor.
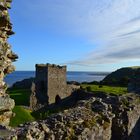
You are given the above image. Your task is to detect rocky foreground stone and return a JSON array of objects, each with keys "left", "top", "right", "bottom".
[
  {"left": 0, "top": 0, "right": 17, "bottom": 126},
  {"left": 1, "top": 92, "right": 140, "bottom": 140},
  {"left": 0, "top": 96, "right": 15, "bottom": 126}
]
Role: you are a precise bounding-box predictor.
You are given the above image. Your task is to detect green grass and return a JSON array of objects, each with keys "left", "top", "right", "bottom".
[
  {"left": 81, "top": 84, "right": 127, "bottom": 95},
  {"left": 10, "top": 106, "right": 35, "bottom": 127},
  {"left": 7, "top": 88, "right": 31, "bottom": 106},
  {"left": 8, "top": 88, "right": 57, "bottom": 126},
  {"left": 129, "top": 66, "right": 140, "bottom": 69}
]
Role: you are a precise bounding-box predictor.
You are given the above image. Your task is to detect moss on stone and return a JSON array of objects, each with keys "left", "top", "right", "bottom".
[
  {"left": 82, "top": 118, "right": 97, "bottom": 128},
  {"left": 103, "top": 121, "right": 110, "bottom": 129}
]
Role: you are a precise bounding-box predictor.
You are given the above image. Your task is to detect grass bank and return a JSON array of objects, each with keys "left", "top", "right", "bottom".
[
  {"left": 10, "top": 106, "right": 35, "bottom": 127},
  {"left": 7, "top": 88, "right": 34, "bottom": 127}
]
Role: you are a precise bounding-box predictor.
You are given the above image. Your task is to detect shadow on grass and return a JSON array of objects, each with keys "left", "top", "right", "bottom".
[
  {"left": 31, "top": 90, "right": 96, "bottom": 120},
  {"left": 7, "top": 88, "right": 31, "bottom": 106}
]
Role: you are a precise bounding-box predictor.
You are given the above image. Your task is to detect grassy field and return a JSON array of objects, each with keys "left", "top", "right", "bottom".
[
  {"left": 81, "top": 84, "right": 127, "bottom": 95},
  {"left": 8, "top": 88, "right": 58, "bottom": 126}
]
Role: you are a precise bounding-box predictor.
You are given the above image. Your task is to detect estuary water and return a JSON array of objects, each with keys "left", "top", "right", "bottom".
[{"left": 4, "top": 71, "right": 110, "bottom": 87}]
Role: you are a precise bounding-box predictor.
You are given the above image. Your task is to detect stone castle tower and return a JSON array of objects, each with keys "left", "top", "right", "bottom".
[{"left": 30, "top": 64, "right": 68, "bottom": 109}]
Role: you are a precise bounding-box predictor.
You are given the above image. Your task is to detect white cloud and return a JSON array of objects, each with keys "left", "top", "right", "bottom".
[{"left": 62, "top": 0, "right": 140, "bottom": 66}]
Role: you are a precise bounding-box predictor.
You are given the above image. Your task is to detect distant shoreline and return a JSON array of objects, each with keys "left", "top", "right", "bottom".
[
  {"left": 88, "top": 72, "right": 110, "bottom": 76},
  {"left": 5, "top": 71, "right": 109, "bottom": 87}
]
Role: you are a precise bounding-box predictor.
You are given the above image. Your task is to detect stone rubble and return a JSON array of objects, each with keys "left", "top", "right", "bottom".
[
  {"left": 0, "top": 0, "right": 17, "bottom": 126},
  {"left": 0, "top": 96, "right": 115, "bottom": 140},
  {"left": 1, "top": 91, "right": 140, "bottom": 140}
]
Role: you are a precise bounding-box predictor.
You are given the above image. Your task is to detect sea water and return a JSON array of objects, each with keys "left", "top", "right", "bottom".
[{"left": 4, "top": 71, "right": 109, "bottom": 87}]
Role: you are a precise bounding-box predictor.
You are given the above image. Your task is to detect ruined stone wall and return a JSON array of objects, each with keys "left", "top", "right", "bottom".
[
  {"left": 2, "top": 92, "right": 140, "bottom": 139},
  {"left": 0, "top": 0, "right": 17, "bottom": 126},
  {"left": 127, "top": 104, "right": 140, "bottom": 140},
  {"left": 109, "top": 94, "right": 140, "bottom": 140},
  {"left": 35, "top": 64, "right": 48, "bottom": 105},
  {"left": 128, "top": 68, "right": 140, "bottom": 93},
  {"left": 47, "top": 64, "right": 67, "bottom": 104}
]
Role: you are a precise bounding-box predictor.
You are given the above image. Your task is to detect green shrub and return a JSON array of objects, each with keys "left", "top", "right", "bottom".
[
  {"left": 99, "top": 85, "right": 103, "bottom": 88},
  {"left": 86, "top": 86, "right": 92, "bottom": 92}
]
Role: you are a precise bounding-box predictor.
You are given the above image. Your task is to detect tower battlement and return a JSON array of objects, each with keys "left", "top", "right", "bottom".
[{"left": 36, "top": 63, "right": 66, "bottom": 70}]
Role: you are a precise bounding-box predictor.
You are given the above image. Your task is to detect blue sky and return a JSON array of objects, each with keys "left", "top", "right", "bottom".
[{"left": 9, "top": 0, "right": 140, "bottom": 71}]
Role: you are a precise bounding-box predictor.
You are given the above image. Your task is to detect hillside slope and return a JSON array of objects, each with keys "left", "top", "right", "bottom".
[{"left": 102, "top": 66, "right": 140, "bottom": 86}]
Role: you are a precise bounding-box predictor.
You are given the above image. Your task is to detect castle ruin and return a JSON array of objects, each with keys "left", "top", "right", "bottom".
[{"left": 30, "top": 63, "right": 77, "bottom": 110}]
